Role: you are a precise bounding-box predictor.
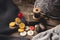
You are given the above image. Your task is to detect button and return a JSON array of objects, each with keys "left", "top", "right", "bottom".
[
  {"left": 9, "top": 22, "right": 16, "bottom": 27},
  {"left": 35, "top": 25, "right": 38, "bottom": 28},
  {"left": 18, "top": 29, "right": 24, "bottom": 32},
  {"left": 15, "top": 17, "right": 21, "bottom": 23},
  {"left": 20, "top": 31, "right": 27, "bottom": 36},
  {"left": 25, "top": 26, "right": 29, "bottom": 31},
  {"left": 29, "top": 26, "right": 35, "bottom": 30},
  {"left": 18, "top": 12, "right": 23, "bottom": 18},
  {"left": 27, "top": 30, "right": 34, "bottom": 36},
  {"left": 19, "top": 23, "right": 25, "bottom": 29}
]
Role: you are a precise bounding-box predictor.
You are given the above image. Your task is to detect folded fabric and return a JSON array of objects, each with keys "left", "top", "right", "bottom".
[
  {"left": 0, "top": 0, "right": 18, "bottom": 35},
  {"left": 32, "top": 25, "right": 60, "bottom": 40}
]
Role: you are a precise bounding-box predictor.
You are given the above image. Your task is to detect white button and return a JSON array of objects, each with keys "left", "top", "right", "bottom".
[
  {"left": 25, "top": 26, "right": 29, "bottom": 31},
  {"left": 20, "top": 31, "right": 27, "bottom": 36},
  {"left": 27, "top": 30, "right": 34, "bottom": 36},
  {"left": 35, "top": 25, "right": 39, "bottom": 28}
]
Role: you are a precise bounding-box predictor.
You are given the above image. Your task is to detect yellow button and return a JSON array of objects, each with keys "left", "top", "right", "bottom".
[
  {"left": 18, "top": 29, "right": 24, "bottom": 32},
  {"left": 15, "top": 17, "right": 21, "bottom": 23},
  {"left": 19, "top": 23, "right": 25, "bottom": 29},
  {"left": 9, "top": 22, "right": 15, "bottom": 27}
]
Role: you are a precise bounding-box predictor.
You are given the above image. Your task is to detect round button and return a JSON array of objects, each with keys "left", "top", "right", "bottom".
[
  {"left": 29, "top": 26, "right": 35, "bottom": 30},
  {"left": 27, "top": 30, "right": 34, "bottom": 36},
  {"left": 18, "top": 29, "right": 24, "bottom": 32},
  {"left": 25, "top": 26, "right": 29, "bottom": 31},
  {"left": 18, "top": 12, "right": 23, "bottom": 18},
  {"left": 20, "top": 31, "right": 27, "bottom": 36},
  {"left": 35, "top": 25, "right": 38, "bottom": 28},
  {"left": 9, "top": 22, "right": 16, "bottom": 27},
  {"left": 15, "top": 17, "right": 21, "bottom": 23},
  {"left": 19, "top": 23, "right": 25, "bottom": 29}
]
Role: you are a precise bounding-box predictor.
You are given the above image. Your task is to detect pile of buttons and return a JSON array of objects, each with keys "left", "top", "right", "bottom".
[{"left": 9, "top": 12, "right": 37, "bottom": 36}]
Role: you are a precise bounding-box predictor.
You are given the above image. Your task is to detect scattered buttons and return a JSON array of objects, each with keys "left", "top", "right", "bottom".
[
  {"left": 18, "top": 29, "right": 24, "bottom": 32},
  {"left": 9, "top": 11, "right": 44, "bottom": 37},
  {"left": 29, "top": 26, "right": 35, "bottom": 30},
  {"left": 27, "top": 30, "right": 34, "bottom": 36},
  {"left": 20, "top": 31, "right": 27, "bottom": 36},
  {"left": 19, "top": 23, "right": 25, "bottom": 29},
  {"left": 9, "top": 22, "right": 16, "bottom": 27}
]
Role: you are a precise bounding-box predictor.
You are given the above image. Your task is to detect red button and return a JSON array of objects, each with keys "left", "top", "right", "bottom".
[
  {"left": 29, "top": 26, "right": 35, "bottom": 30},
  {"left": 18, "top": 12, "right": 23, "bottom": 18}
]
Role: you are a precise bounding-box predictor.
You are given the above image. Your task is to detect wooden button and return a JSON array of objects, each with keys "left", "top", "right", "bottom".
[
  {"left": 29, "top": 26, "right": 35, "bottom": 30},
  {"left": 15, "top": 17, "right": 21, "bottom": 23},
  {"left": 9, "top": 22, "right": 16, "bottom": 27},
  {"left": 18, "top": 29, "right": 24, "bottom": 32},
  {"left": 19, "top": 23, "right": 25, "bottom": 29},
  {"left": 20, "top": 31, "right": 27, "bottom": 36}
]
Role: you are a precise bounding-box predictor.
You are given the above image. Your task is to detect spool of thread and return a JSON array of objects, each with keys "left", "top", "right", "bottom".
[{"left": 33, "top": 7, "right": 41, "bottom": 19}]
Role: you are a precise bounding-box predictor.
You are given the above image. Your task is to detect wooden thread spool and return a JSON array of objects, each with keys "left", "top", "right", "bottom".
[{"left": 33, "top": 7, "right": 41, "bottom": 19}]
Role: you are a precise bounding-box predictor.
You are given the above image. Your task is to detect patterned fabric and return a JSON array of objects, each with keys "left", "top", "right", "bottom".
[
  {"left": 32, "top": 25, "right": 60, "bottom": 40},
  {"left": 34, "top": 0, "right": 60, "bottom": 19}
]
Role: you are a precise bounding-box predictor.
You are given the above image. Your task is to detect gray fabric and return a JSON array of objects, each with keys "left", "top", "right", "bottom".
[
  {"left": 32, "top": 25, "right": 60, "bottom": 40},
  {"left": 34, "top": 0, "right": 60, "bottom": 19}
]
